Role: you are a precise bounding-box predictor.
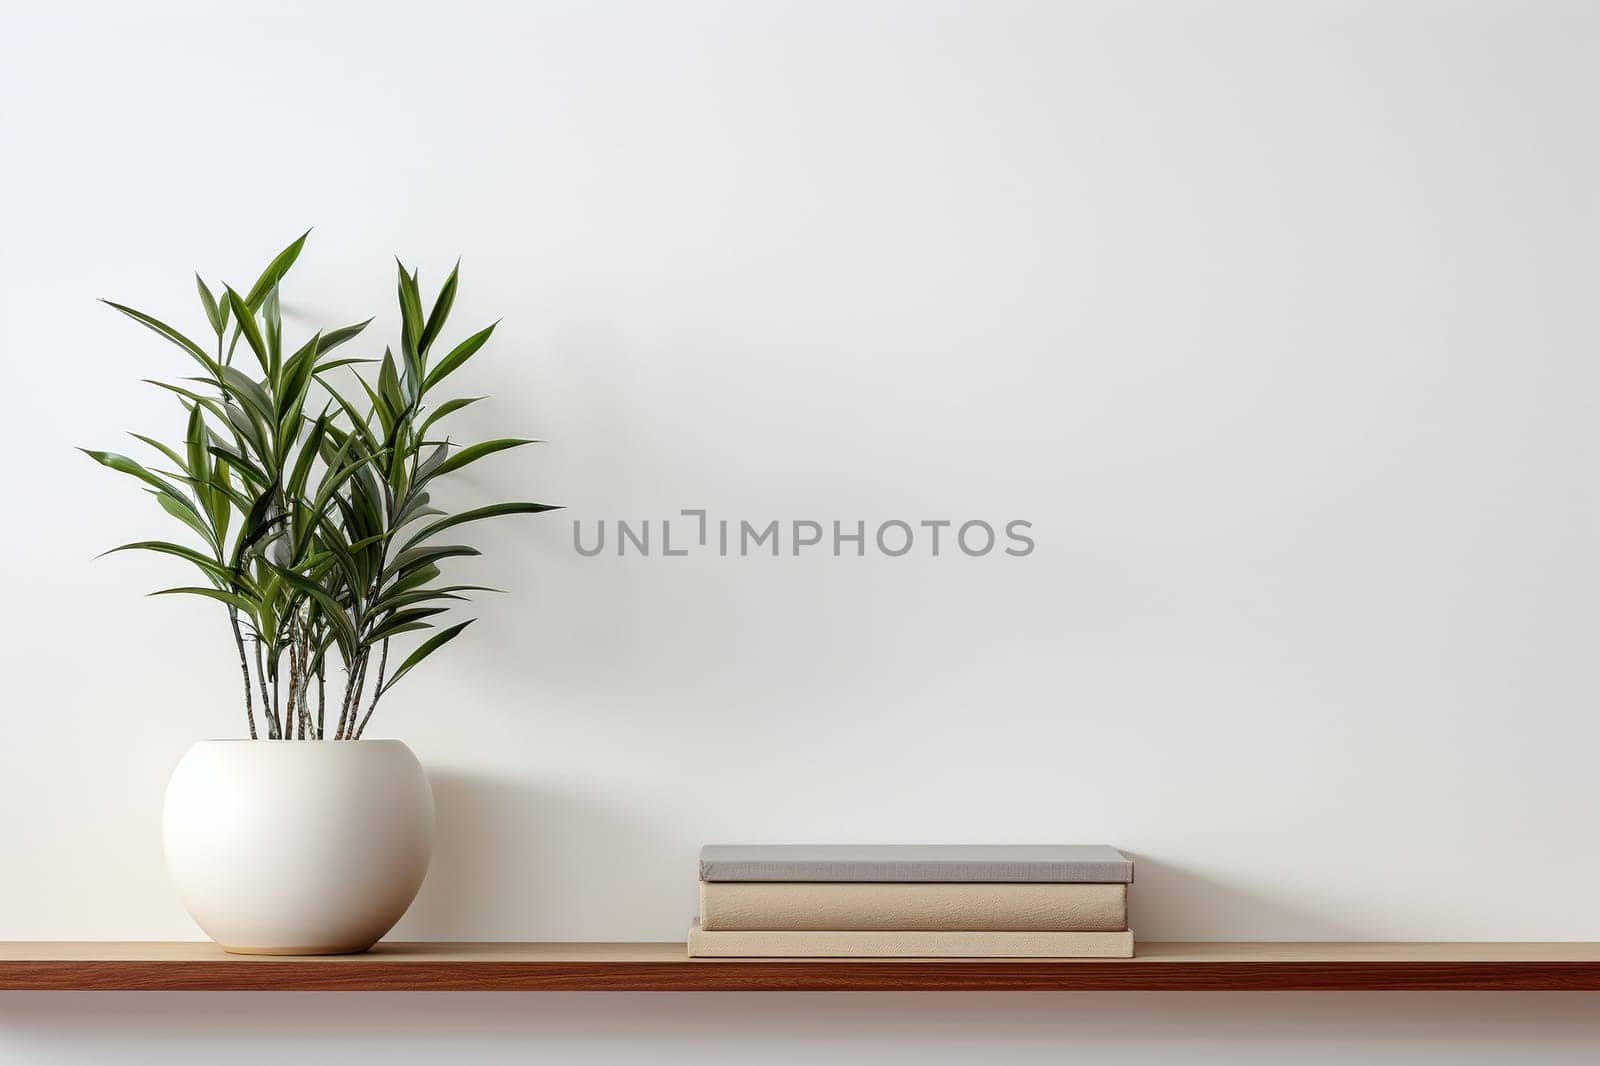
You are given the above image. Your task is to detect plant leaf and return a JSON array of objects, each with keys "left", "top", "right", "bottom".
[
  {"left": 243, "top": 229, "right": 311, "bottom": 311},
  {"left": 272, "top": 566, "right": 359, "bottom": 654},
  {"left": 220, "top": 401, "right": 269, "bottom": 461},
  {"left": 378, "top": 619, "right": 474, "bottom": 696},
  {"left": 196, "top": 276, "right": 223, "bottom": 335},
  {"left": 385, "top": 543, "right": 480, "bottom": 579},
  {"left": 207, "top": 442, "right": 271, "bottom": 489},
  {"left": 393, "top": 489, "right": 437, "bottom": 530},
  {"left": 129, "top": 432, "right": 188, "bottom": 474},
  {"left": 152, "top": 488, "right": 212, "bottom": 545},
  {"left": 210, "top": 455, "right": 233, "bottom": 545},
  {"left": 185, "top": 405, "right": 212, "bottom": 513},
  {"left": 152, "top": 586, "right": 258, "bottom": 613},
  {"left": 218, "top": 365, "right": 274, "bottom": 427},
  {"left": 425, "top": 438, "right": 534, "bottom": 482},
  {"left": 101, "top": 301, "right": 222, "bottom": 379},
  {"left": 286, "top": 414, "right": 328, "bottom": 502},
  {"left": 313, "top": 357, "right": 375, "bottom": 375},
  {"left": 102, "top": 540, "right": 236, "bottom": 585},
  {"left": 223, "top": 287, "right": 270, "bottom": 375},
  {"left": 317, "top": 378, "right": 379, "bottom": 453},
  {"left": 396, "top": 259, "right": 424, "bottom": 353},
  {"left": 367, "top": 606, "right": 450, "bottom": 642},
  {"left": 81, "top": 448, "right": 177, "bottom": 495},
  {"left": 320, "top": 318, "right": 374, "bottom": 355},
  {"left": 231, "top": 480, "right": 286, "bottom": 571},
  {"left": 418, "top": 396, "right": 485, "bottom": 437},
  {"left": 422, "top": 323, "right": 496, "bottom": 394},
  {"left": 262, "top": 285, "right": 284, "bottom": 383},
  {"left": 380, "top": 562, "right": 441, "bottom": 602},
  {"left": 372, "top": 583, "right": 498, "bottom": 615},
  {"left": 419, "top": 260, "right": 458, "bottom": 356},
  {"left": 275, "top": 333, "right": 320, "bottom": 453},
  {"left": 399, "top": 501, "right": 559, "bottom": 553}
]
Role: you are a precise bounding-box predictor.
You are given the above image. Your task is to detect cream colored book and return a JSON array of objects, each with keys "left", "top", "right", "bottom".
[
  {"left": 686, "top": 921, "right": 1135, "bottom": 958},
  {"left": 699, "top": 881, "right": 1126, "bottom": 931}
]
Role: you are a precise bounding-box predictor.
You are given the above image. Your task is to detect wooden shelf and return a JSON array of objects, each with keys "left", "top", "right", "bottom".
[{"left": 4, "top": 942, "right": 1600, "bottom": 990}]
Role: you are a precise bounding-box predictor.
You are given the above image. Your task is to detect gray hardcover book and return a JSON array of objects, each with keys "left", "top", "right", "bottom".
[{"left": 698, "top": 845, "right": 1133, "bottom": 884}]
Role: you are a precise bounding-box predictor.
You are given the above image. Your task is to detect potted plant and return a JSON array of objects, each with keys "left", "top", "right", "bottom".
[{"left": 83, "top": 232, "right": 555, "bottom": 954}]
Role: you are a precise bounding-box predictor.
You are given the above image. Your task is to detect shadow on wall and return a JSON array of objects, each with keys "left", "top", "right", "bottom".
[
  {"left": 1127, "top": 853, "right": 1361, "bottom": 941},
  {"left": 391, "top": 769, "right": 688, "bottom": 941},
  {"left": 394, "top": 782, "right": 1359, "bottom": 944}
]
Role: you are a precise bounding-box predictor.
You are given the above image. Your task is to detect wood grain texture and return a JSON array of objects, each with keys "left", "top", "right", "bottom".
[{"left": 4, "top": 942, "right": 1600, "bottom": 991}]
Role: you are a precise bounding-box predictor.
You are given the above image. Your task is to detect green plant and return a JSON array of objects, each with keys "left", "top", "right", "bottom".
[{"left": 84, "top": 232, "right": 556, "bottom": 739}]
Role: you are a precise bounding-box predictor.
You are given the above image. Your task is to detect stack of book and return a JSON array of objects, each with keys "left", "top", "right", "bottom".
[{"left": 687, "top": 844, "right": 1134, "bottom": 958}]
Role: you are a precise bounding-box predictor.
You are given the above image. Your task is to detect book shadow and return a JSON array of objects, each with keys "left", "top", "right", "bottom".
[{"left": 1127, "top": 853, "right": 1362, "bottom": 941}]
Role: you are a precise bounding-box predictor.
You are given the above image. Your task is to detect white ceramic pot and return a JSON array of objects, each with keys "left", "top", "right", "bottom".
[{"left": 163, "top": 740, "right": 434, "bottom": 955}]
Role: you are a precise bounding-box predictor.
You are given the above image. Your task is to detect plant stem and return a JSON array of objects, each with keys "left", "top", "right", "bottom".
[
  {"left": 348, "top": 649, "right": 371, "bottom": 739},
  {"left": 229, "top": 609, "right": 258, "bottom": 740},
  {"left": 295, "top": 635, "right": 308, "bottom": 739},
  {"left": 316, "top": 665, "right": 326, "bottom": 740},
  {"left": 337, "top": 649, "right": 367, "bottom": 740},
  {"left": 285, "top": 637, "right": 300, "bottom": 741},
  {"left": 297, "top": 630, "right": 314, "bottom": 739},
  {"left": 352, "top": 638, "right": 390, "bottom": 740},
  {"left": 254, "top": 639, "right": 280, "bottom": 739},
  {"left": 294, "top": 633, "right": 308, "bottom": 736},
  {"left": 335, "top": 661, "right": 354, "bottom": 740}
]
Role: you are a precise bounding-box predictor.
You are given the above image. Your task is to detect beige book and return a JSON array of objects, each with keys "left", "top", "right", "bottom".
[
  {"left": 687, "top": 921, "right": 1135, "bottom": 958},
  {"left": 700, "top": 881, "right": 1126, "bottom": 931}
]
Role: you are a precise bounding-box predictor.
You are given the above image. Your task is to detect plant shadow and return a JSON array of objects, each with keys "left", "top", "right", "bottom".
[{"left": 389, "top": 769, "right": 690, "bottom": 942}]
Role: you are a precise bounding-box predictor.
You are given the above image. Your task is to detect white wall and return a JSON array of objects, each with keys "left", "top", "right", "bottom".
[{"left": 3, "top": 0, "right": 1599, "bottom": 1061}]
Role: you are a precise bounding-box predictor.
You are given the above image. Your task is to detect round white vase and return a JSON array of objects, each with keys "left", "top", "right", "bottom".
[{"left": 163, "top": 739, "right": 434, "bottom": 955}]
